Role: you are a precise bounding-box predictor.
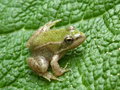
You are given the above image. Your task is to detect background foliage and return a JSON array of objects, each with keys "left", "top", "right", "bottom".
[{"left": 0, "top": 0, "right": 120, "bottom": 90}]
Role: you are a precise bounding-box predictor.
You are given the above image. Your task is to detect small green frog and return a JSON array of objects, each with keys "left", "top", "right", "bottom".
[{"left": 27, "top": 20, "right": 86, "bottom": 81}]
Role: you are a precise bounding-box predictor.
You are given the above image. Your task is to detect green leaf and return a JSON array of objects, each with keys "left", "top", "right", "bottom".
[{"left": 0, "top": 0, "right": 120, "bottom": 90}]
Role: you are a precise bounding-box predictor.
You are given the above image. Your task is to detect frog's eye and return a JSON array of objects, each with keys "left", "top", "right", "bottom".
[{"left": 64, "top": 35, "right": 74, "bottom": 44}]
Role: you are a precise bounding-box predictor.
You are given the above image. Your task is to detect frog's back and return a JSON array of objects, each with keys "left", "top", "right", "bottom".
[{"left": 29, "top": 28, "right": 69, "bottom": 49}]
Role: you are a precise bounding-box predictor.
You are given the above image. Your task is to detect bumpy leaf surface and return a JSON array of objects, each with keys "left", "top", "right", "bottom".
[{"left": 0, "top": 0, "right": 120, "bottom": 90}]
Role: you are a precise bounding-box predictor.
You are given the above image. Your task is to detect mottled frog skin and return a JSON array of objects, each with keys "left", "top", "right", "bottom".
[{"left": 27, "top": 20, "right": 86, "bottom": 81}]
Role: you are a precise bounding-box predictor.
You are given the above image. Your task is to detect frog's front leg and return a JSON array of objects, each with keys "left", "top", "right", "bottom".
[
  {"left": 50, "top": 55, "right": 69, "bottom": 76},
  {"left": 27, "top": 56, "right": 58, "bottom": 81}
]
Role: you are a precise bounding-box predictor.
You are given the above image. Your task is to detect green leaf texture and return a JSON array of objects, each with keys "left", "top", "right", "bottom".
[{"left": 0, "top": 0, "right": 120, "bottom": 90}]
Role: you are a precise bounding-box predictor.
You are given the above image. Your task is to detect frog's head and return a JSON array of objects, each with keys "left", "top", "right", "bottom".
[{"left": 62, "top": 26, "right": 86, "bottom": 50}]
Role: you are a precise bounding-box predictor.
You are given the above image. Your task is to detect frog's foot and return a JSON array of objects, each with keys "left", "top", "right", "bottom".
[
  {"left": 46, "top": 19, "right": 61, "bottom": 28},
  {"left": 40, "top": 72, "right": 61, "bottom": 81},
  {"left": 52, "top": 63, "right": 71, "bottom": 77},
  {"left": 63, "top": 62, "right": 71, "bottom": 72},
  {"left": 39, "top": 19, "right": 61, "bottom": 32},
  {"left": 56, "top": 63, "right": 71, "bottom": 76},
  {"left": 55, "top": 68, "right": 70, "bottom": 77}
]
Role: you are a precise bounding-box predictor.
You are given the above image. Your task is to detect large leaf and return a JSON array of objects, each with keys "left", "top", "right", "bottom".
[{"left": 0, "top": 0, "right": 120, "bottom": 90}]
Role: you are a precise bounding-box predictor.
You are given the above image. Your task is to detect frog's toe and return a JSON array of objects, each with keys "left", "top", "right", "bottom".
[
  {"left": 43, "top": 76, "right": 51, "bottom": 81},
  {"left": 42, "top": 72, "right": 59, "bottom": 81},
  {"left": 61, "top": 68, "right": 71, "bottom": 74},
  {"left": 51, "top": 76, "right": 62, "bottom": 81},
  {"left": 64, "top": 68, "right": 71, "bottom": 72},
  {"left": 46, "top": 19, "right": 61, "bottom": 27},
  {"left": 63, "top": 62, "right": 69, "bottom": 69},
  {"left": 63, "top": 63, "right": 71, "bottom": 72}
]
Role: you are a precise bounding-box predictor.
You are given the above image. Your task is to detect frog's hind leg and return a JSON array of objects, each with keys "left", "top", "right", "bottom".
[
  {"left": 38, "top": 19, "right": 61, "bottom": 32},
  {"left": 27, "top": 57, "right": 58, "bottom": 81},
  {"left": 27, "top": 19, "right": 61, "bottom": 47}
]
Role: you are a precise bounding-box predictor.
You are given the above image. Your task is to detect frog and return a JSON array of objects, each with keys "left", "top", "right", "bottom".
[{"left": 26, "top": 19, "right": 86, "bottom": 81}]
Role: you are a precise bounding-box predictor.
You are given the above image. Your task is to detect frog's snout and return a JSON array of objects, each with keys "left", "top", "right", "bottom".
[
  {"left": 74, "top": 33, "right": 86, "bottom": 41},
  {"left": 81, "top": 33, "right": 86, "bottom": 41}
]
